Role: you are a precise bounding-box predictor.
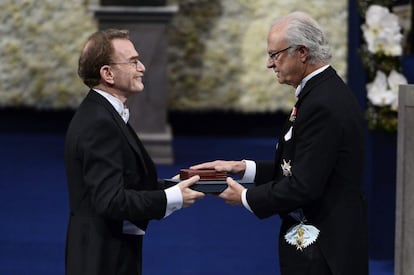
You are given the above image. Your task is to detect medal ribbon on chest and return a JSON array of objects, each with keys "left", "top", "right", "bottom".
[{"left": 289, "top": 106, "right": 297, "bottom": 122}]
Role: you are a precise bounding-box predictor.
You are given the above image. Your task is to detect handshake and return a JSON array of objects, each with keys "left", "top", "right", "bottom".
[{"left": 169, "top": 160, "right": 252, "bottom": 207}]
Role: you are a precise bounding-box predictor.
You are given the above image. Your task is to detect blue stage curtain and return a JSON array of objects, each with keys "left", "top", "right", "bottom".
[
  {"left": 347, "top": 0, "right": 397, "bottom": 260},
  {"left": 366, "top": 130, "right": 397, "bottom": 260}
]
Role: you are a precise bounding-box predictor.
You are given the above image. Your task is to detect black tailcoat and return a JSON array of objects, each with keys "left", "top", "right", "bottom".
[
  {"left": 64, "top": 90, "right": 166, "bottom": 275},
  {"left": 247, "top": 67, "right": 368, "bottom": 275}
]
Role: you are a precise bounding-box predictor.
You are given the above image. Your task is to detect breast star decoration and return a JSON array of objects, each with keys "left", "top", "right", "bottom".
[{"left": 281, "top": 159, "right": 292, "bottom": 177}]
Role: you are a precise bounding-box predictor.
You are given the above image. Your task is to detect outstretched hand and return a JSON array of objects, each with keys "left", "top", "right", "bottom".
[
  {"left": 190, "top": 160, "right": 246, "bottom": 174},
  {"left": 218, "top": 177, "right": 245, "bottom": 206},
  {"left": 177, "top": 175, "right": 205, "bottom": 208}
]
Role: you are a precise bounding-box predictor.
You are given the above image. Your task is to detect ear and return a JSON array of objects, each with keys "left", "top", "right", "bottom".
[
  {"left": 297, "top": 46, "right": 309, "bottom": 63},
  {"left": 100, "top": 65, "right": 115, "bottom": 85}
]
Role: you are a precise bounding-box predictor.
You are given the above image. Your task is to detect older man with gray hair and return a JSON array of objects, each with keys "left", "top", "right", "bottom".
[{"left": 192, "top": 11, "right": 368, "bottom": 275}]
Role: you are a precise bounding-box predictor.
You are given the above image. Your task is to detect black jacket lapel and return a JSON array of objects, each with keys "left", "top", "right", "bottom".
[{"left": 87, "top": 90, "right": 149, "bottom": 173}]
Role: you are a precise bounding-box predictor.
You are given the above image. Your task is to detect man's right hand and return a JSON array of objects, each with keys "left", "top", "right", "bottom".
[{"left": 177, "top": 175, "right": 205, "bottom": 208}]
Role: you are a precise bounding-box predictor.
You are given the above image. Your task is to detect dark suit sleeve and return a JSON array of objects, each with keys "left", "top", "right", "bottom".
[
  {"left": 78, "top": 117, "right": 166, "bottom": 222},
  {"left": 254, "top": 161, "right": 275, "bottom": 185},
  {"left": 247, "top": 101, "right": 341, "bottom": 218}
]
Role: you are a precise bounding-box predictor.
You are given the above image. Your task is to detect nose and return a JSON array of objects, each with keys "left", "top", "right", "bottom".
[
  {"left": 267, "top": 58, "right": 275, "bottom": 69},
  {"left": 138, "top": 60, "right": 146, "bottom": 72}
]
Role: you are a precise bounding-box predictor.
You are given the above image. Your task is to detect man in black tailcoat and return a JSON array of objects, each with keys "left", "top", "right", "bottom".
[
  {"left": 64, "top": 29, "right": 204, "bottom": 275},
  {"left": 192, "top": 11, "right": 368, "bottom": 275}
]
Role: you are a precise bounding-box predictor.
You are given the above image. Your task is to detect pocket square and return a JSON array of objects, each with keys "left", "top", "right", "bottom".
[{"left": 284, "top": 126, "right": 293, "bottom": 141}]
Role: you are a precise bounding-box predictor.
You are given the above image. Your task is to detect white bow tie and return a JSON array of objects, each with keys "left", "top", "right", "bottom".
[{"left": 121, "top": 106, "right": 129, "bottom": 123}]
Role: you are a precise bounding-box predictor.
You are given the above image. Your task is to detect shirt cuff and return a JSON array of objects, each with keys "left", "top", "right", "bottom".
[
  {"left": 241, "top": 159, "right": 256, "bottom": 182},
  {"left": 164, "top": 185, "right": 183, "bottom": 218},
  {"left": 241, "top": 189, "right": 253, "bottom": 213}
]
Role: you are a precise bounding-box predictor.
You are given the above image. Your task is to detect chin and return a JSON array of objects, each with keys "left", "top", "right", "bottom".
[{"left": 136, "top": 84, "right": 144, "bottom": 92}]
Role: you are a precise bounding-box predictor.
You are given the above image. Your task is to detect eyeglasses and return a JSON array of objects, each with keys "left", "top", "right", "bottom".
[
  {"left": 268, "top": 46, "right": 292, "bottom": 61},
  {"left": 109, "top": 59, "right": 140, "bottom": 70}
]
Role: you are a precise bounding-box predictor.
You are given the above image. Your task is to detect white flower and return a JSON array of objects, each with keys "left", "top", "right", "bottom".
[
  {"left": 361, "top": 5, "right": 403, "bottom": 56},
  {"left": 367, "top": 71, "right": 394, "bottom": 106},
  {"left": 169, "top": 0, "right": 347, "bottom": 113},
  {"left": 366, "top": 70, "right": 407, "bottom": 109},
  {"left": 388, "top": 69, "right": 408, "bottom": 109},
  {"left": 0, "top": 0, "right": 96, "bottom": 109}
]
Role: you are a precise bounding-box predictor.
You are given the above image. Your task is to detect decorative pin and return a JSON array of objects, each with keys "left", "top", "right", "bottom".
[
  {"left": 281, "top": 159, "right": 292, "bottom": 177},
  {"left": 289, "top": 107, "right": 297, "bottom": 122},
  {"left": 284, "top": 222, "right": 320, "bottom": 251}
]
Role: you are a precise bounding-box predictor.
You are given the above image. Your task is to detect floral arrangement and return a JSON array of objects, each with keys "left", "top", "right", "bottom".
[
  {"left": 359, "top": 1, "right": 408, "bottom": 132},
  {"left": 0, "top": 0, "right": 96, "bottom": 109},
  {"left": 0, "top": 0, "right": 347, "bottom": 112},
  {"left": 167, "top": 0, "right": 348, "bottom": 113}
]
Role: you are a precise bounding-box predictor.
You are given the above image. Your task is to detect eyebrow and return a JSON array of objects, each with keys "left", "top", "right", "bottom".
[{"left": 129, "top": 55, "right": 139, "bottom": 61}]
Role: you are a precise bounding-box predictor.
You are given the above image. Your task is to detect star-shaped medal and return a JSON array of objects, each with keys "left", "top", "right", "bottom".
[{"left": 281, "top": 159, "right": 292, "bottom": 177}]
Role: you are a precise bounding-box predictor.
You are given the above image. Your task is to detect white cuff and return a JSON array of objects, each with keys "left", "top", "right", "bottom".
[
  {"left": 241, "top": 159, "right": 256, "bottom": 182},
  {"left": 241, "top": 189, "right": 253, "bottom": 213},
  {"left": 164, "top": 185, "right": 183, "bottom": 218}
]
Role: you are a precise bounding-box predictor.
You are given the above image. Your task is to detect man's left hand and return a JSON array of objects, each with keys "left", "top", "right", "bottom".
[{"left": 218, "top": 177, "right": 245, "bottom": 206}]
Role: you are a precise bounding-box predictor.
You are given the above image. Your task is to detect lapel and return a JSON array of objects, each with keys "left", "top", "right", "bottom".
[
  {"left": 295, "top": 66, "right": 335, "bottom": 109},
  {"left": 86, "top": 90, "right": 149, "bottom": 173},
  {"left": 274, "top": 116, "right": 295, "bottom": 178},
  {"left": 125, "top": 122, "right": 155, "bottom": 175},
  {"left": 273, "top": 66, "right": 336, "bottom": 178}
]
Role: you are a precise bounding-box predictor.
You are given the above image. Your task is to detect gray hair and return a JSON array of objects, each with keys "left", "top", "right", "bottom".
[{"left": 276, "top": 12, "right": 332, "bottom": 64}]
